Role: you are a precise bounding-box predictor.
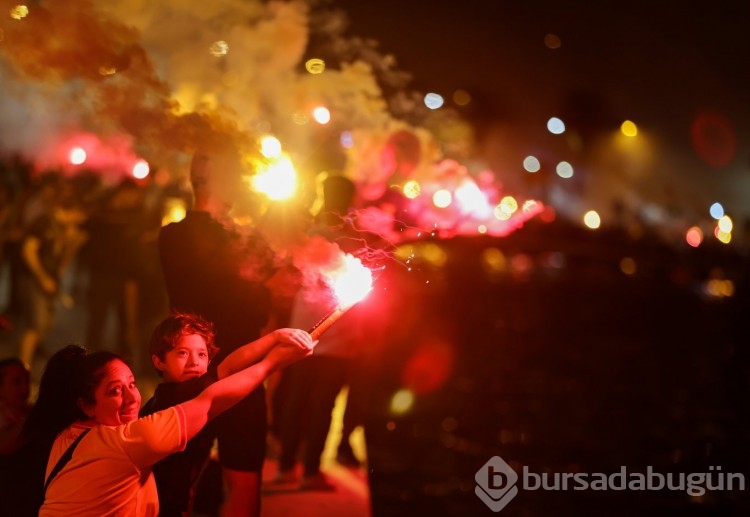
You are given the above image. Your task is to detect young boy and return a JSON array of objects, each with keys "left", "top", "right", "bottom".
[{"left": 140, "top": 312, "right": 313, "bottom": 517}]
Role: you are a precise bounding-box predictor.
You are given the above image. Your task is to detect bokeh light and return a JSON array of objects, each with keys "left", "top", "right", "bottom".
[
  {"left": 523, "top": 155, "right": 541, "bottom": 173},
  {"left": 69, "top": 147, "right": 86, "bottom": 165},
  {"left": 717, "top": 215, "right": 733, "bottom": 233},
  {"left": 433, "top": 189, "right": 452, "bottom": 208},
  {"left": 621, "top": 120, "right": 638, "bottom": 137},
  {"left": 481, "top": 247, "right": 506, "bottom": 273},
  {"left": 547, "top": 117, "right": 566, "bottom": 134},
  {"left": 452, "top": 89, "right": 471, "bottom": 106},
  {"left": 312, "top": 106, "right": 331, "bottom": 124},
  {"left": 691, "top": 110, "right": 736, "bottom": 167},
  {"left": 305, "top": 58, "right": 325, "bottom": 74},
  {"left": 10, "top": 5, "right": 29, "bottom": 20},
  {"left": 709, "top": 202, "right": 724, "bottom": 220},
  {"left": 620, "top": 257, "right": 637, "bottom": 275},
  {"left": 583, "top": 210, "right": 601, "bottom": 229},
  {"left": 390, "top": 389, "right": 414, "bottom": 414},
  {"left": 424, "top": 93, "right": 444, "bottom": 110},
  {"left": 209, "top": 40, "right": 229, "bottom": 57},
  {"left": 556, "top": 161, "right": 574, "bottom": 178},
  {"left": 339, "top": 131, "right": 354, "bottom": 149},
  {"left": 132, "top": 160, "right": 150, "bottom": 179},
  {"left": 714, "top": 226, "right": 732, "bottom": 244},
  {"left": 498, "top": 196, "right": 518, "bottom": 215},
  {"left": 403, "top": 180, "right": 421, "bottom": 199},
  {"left": 260, "top": 135, "right": 282, "bottom": 159},
  {"left": 544, "top": 33, "right": 561, "bottom": 49},
  {"left": 401, "top": 341, "right": 454, "bottom": 395},
  {"left": 686, "top": 226, "right": 703, "bottom": 247}
]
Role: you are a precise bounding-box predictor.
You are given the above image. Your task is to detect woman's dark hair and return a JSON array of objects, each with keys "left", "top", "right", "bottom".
[{"left": 21, "top": 345, "right": 121, "bottom": 442}]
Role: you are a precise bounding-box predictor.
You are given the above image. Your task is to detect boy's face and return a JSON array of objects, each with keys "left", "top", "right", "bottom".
[
  {"left": 0, "top": 365, "right": 31, "bottom": 408},
  {"left": 152, "top": 333, "right": 210, "bottom": 382}
]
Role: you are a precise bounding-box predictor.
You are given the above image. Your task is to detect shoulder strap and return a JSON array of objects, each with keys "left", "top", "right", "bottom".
[{"left": 44, "top": 428, "right": 91, "bottom": 492}]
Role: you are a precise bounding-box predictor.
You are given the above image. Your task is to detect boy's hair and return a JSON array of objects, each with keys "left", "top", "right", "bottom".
[{"left": 149, "top": 312, "right": 218, "bottom": 377}]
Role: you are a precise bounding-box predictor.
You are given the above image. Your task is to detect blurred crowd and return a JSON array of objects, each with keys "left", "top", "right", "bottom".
[{"left": 0, "top": 153, "right": 188, "bottom": 374}]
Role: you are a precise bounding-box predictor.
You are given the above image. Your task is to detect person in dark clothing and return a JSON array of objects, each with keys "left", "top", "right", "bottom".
[
  {"left": 158, "top": 147, "right": 277, "bottom": 517},
  {"left": 270, "top": 175, "right": 381, "bottom": 489}
]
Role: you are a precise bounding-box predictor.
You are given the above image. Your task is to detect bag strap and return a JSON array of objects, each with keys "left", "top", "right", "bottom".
[{"left": 44, "top": 428, "right": 91, "bottom": 492}]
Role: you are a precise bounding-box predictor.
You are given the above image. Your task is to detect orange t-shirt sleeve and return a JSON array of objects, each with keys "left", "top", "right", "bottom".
[{"left": 116, "top": 405, "right": 188, "bottom": 470}]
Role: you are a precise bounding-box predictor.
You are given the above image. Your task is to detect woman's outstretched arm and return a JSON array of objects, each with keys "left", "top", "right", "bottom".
[{"left": 179, "top": 333, "right": 313, "bottom": 441}]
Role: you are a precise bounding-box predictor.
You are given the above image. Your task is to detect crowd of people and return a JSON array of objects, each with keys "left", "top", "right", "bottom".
[
  {"left": 0, "top": 155, "right": 177, "bottom": 373},
  {"left": 0, "top": 150, "right": 384, "bottom": 516}
]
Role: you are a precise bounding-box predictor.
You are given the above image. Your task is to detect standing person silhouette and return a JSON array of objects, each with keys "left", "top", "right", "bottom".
[
  {"left": 271, "top": 175, "right": 384, "bottom": 488},
  {"left": 158, "top": 144, "right": 276, "bottom": 517}
]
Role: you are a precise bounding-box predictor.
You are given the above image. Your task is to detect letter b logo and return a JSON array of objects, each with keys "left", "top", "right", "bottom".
[{"left": 475, "top": 456, "right": 518, "bottom": 512}]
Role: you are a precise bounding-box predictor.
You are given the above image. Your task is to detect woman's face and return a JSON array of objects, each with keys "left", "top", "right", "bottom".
[{"left": 81, "top": 359, "right": 142, "bottom": 426}]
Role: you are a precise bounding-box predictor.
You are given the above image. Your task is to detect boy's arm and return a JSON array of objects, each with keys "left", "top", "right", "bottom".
[{"left": 216, "top": 328, "right": 313, "bottom": 379}]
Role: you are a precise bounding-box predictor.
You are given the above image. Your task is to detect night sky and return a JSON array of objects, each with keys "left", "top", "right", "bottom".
[{"left": 337, "top": 0, "right": 750, "bottom": 220}]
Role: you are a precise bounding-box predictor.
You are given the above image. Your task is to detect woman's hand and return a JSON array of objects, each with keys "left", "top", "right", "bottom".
[
  {"left": 272, "top": 328, "right": 316, "bottom": 352},
  {"left": 265, "top": 332, "right": 315, "bottom": 370}
]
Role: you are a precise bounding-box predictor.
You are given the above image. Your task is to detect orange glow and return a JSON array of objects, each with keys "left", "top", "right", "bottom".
[
  {"left": 162, "top": 197, "right": 187, "bottom": 227},
  {"left": 691, "top": 110, "right": 736, "bottom": 167},
  {"left": 544, "top": 33, "right": 561, "bottom": 49},
  {"left": 453, "top": 89, "right": 471, "bottom": 106},
  {"left": 401, "top": 341, "right": 454, "bottom": 395},
  {"left": 251, "top": 156, "right": 297, "bottom": 200},
  {"left": 620, "top": 257, "right": 637, "bottom": 275},
  {"left": 621, "top": 120, "right": 638, "bottom": 137}
]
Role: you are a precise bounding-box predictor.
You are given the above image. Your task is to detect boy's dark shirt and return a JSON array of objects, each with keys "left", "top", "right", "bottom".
[{"left": 139, "top": 371, "right": 219, "bottom": 516}]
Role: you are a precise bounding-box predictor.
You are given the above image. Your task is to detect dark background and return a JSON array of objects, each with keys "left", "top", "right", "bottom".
[{"left": 357, "top": 221, "right": 750, "bottom": 516}]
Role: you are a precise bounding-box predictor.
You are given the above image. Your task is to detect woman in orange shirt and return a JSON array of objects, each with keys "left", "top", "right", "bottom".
[{"left": 23, "top": 330, "right": 312, "bottom": 516}]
